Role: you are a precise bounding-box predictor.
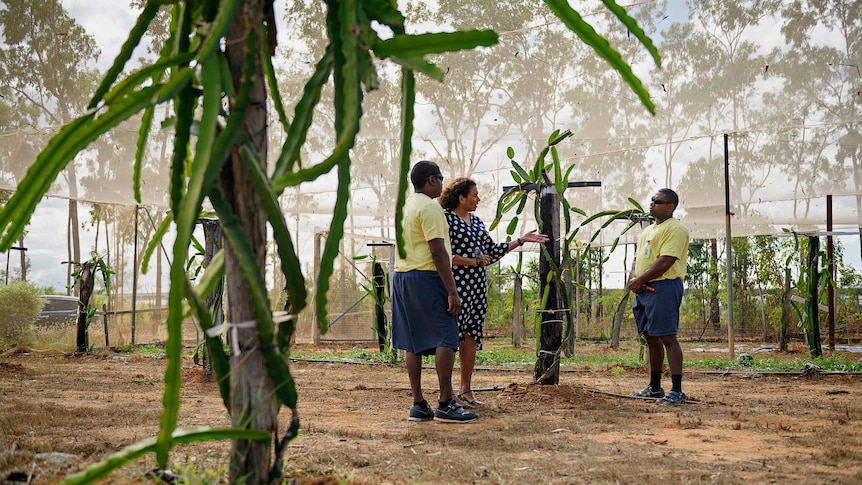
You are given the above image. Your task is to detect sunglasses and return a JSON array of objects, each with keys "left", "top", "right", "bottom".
[
  {"left": 432, "top": 174, "right": 444, "bottom": 182},
  {"left": 651, "top": 196, "right": 671, "bottom": 205}
]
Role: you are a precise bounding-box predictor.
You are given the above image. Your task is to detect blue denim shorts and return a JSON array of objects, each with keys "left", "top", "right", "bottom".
[{"left": 632, "top": 278, "right": 684, "bottom": 337}]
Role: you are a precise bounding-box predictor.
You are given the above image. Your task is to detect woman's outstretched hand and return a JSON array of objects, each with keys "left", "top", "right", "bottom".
[{"left": 521, "top": 229, "right": 549, "bottom": 244}]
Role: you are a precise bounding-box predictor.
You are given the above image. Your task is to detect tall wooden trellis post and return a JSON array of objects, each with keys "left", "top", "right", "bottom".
[{"left": 504, "top": 175, "right": 601, "bottom": 385}]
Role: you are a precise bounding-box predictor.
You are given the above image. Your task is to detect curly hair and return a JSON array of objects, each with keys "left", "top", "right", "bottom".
[{"left": 439, "top": 177, "right": 476, "bottom": 211}]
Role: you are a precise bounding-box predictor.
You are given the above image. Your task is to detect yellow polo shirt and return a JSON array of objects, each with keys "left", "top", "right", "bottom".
[
  {"left": 396, "top": 192, "right": 452, "bottom": 272},
  {"left": 634, "top": 217, "right": 689, "bottom": 281}
]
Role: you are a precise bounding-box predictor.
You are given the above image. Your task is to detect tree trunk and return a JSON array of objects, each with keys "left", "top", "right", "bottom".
[
  {"left": 709, "top": 239, "right": 720, "bottom": 328},
  {"left": 610, "top": 290, "right": 629, "bottom": 349},
  {"left": 67, "top": 165, "right": 82, "bottom": 295},
  {"left": 202, "top": 220, "right": 224, "bottom": 371},
  {"left": 222, "top": 2, "right": 277, "bottom": 482}
]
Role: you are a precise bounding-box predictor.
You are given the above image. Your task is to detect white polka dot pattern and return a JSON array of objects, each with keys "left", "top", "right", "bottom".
[{"left": 445, "top": 210, "right": 509, "bottom": 349}]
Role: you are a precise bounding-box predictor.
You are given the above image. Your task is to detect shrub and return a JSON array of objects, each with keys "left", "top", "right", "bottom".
[{"left": 0, "top": 282, "right": 45, "bottom": 349}]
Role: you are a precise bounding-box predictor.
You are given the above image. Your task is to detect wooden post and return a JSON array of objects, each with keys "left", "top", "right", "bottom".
[
  {"left": 724, "top": 133, "right": 735, "bottom": 359},
  {"left": 500, "top": 179, "right": 600, "bottom": 381},
  {"left": 202, "top": 219, "right": 223, "bottom": 371},
  {"left": 131, "top": 206, "right": 138, "bottom": 345},
  {"left": 535, "top": 173, "right": 562, "bottom": 385},
  {"left": 512, "top": 252, "right": 523, "bottom": 348},
  {"left": 564, "top": 263, "right": 574, "bottom": 357}
]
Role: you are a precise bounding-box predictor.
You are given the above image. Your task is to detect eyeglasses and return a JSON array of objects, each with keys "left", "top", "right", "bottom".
[
  {"left": 432, "top": 174, "right": 444, "bottom": 182},
  {"left": 651, "top": 196, "right": 671, "bottom": 205}
]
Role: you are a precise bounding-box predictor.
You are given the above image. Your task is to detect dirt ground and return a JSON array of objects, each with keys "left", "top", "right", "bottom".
[{"left": 1, "top": 342, "right": 861, "bottom": 484}]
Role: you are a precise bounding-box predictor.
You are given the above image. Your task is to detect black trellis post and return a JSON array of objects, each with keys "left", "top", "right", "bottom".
[
  {"left": 368, "top": 242, "right": 394, "bottom": 352},
  {"left": 503, "top": 177, "right": 601, "bottom": 385},
  {"left": 373, "top": 261, "right": 386, "bottom": 352},
  {"left": 806, "top": 235, "right": 822, "bottom": 358},
  {"left": 535, "top": 173, "right": 563, "bottom": 384}
]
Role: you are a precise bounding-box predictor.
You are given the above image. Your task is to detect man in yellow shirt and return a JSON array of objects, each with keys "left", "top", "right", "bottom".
[
  {"left": 627, "top": 188, "right": 690, "bottom": 405},
  {"left": 392, "top": 161, "right": 477, "bottom": 423}
]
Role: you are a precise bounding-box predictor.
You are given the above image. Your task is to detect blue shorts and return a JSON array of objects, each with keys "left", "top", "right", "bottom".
[
  {"left": 632, "top": 278, "right": 684, "bottom": 337},
  {"left": 391, "top": 270, "right": 459, "bottom": 356}
]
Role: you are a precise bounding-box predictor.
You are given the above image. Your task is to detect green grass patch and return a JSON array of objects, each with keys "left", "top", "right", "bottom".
[
  {"left": 286, "top": 339, "right": 862, "bottom": 374},
  {"left": 687, "top": 355, "right": 862, "bottom": 373},
  {"left": 116, "top": 343, "right": 165, "bottom": 355}
]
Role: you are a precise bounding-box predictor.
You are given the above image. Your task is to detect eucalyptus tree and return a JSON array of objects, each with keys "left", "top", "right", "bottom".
[
  {"left": 781, "top": 0, "right": 862, "bottom": 260},
  {"left": 415, "top": 0, "right": 554, "bottom": 176},
  {"left": 0, "top": 0, "right": 101, "bottom": 292},
  {"left": 678, "top": 155, "right": 725, "bottom": 326},
  {"left": 685, "top": 0, "right": 782, "bottom": 213},
  {"left": 0, "top": 1, "right": 658, "bottom": 483},
  {"left": 758, "top": 2, "right": 841, "bottom": 224},
  {"left": 561, "top": 3, "right": 660, "bottom": 206}
]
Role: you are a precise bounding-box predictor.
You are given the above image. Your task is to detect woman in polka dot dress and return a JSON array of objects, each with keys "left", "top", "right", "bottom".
[{"left": 440, "top": 177, "right": 549, "bottom": 407}]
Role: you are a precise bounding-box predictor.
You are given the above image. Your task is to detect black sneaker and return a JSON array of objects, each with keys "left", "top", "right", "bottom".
[
  {"left": 408, "top": 401, "right": 434, "bottom": 422},
  {"left": 657, "top": 390, "right": 686, "bottom": 405},
  {"left": 632, "top": 385, "right": 665, "bottom": 398},
  {"left": 434, "top": 400, "right": 478, "bottom": 423}
]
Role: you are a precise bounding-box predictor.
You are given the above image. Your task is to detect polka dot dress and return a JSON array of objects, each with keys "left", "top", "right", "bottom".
[{"left": 445, "top": 210, "right": 509, "bottom": 349}]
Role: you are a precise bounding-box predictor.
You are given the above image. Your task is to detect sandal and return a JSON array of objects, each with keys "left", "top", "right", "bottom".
[{"left": 457, "top": 391, "right": 483, "bottom": 407}]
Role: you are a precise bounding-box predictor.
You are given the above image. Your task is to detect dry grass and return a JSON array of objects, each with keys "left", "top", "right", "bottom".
[{"left": 1, "top": 344, "right": 861, "bottom": 484}]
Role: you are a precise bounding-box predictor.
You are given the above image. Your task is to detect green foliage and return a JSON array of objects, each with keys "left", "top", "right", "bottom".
[
  {"left": 115, "top": 343, "right": 165, "bottom": 355},
  {"left": 484, "top": 263, "right": 516, "bottom": 332},
  {"left": 687, "top": 355, "right": 862, "bottom": 373},
  {"left": 492, "top": 134, "right": 649, "bottom": 363},
  {"left": 353, "top": 253, "right": 391, "bottom": 348},
  {"left": 62, "top": 426, "right": 270, "bottom": 485},
  {"left": 0, "top": 282, "right": 44, "bottom": 349},
  {"left": 66, "top": 253, "right": 114, "bottom": 352},
  {"left": 0, "top": 0, "right": 660, "bottom": 481}
]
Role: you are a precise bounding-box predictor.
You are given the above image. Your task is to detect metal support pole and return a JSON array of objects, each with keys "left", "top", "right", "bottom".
[
  {"left": 724, "top": 133, "right": 735, "bottom": 359},
  {"left": 826, "top": 195, "right": 835, "bottom": 351},
  {"left": 131, "top": 205, "right": 139, "bottom": 345}
]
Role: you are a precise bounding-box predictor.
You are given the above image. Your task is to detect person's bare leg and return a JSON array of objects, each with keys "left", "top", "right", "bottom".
[
  {"left": 459, "top": 336, "right": 477, "bottom": 399},
  {"left": 406, "top": 351, "right": 424, "bottom": 403},
  {"left": 434, "top": 346, "right": 455, "bottom": 403},
  {"left": 645, "top": 333, "right": 665, "bottom": 373},
  {"left": 662, "top": 334, "right": 683, "bottom": 376}
]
